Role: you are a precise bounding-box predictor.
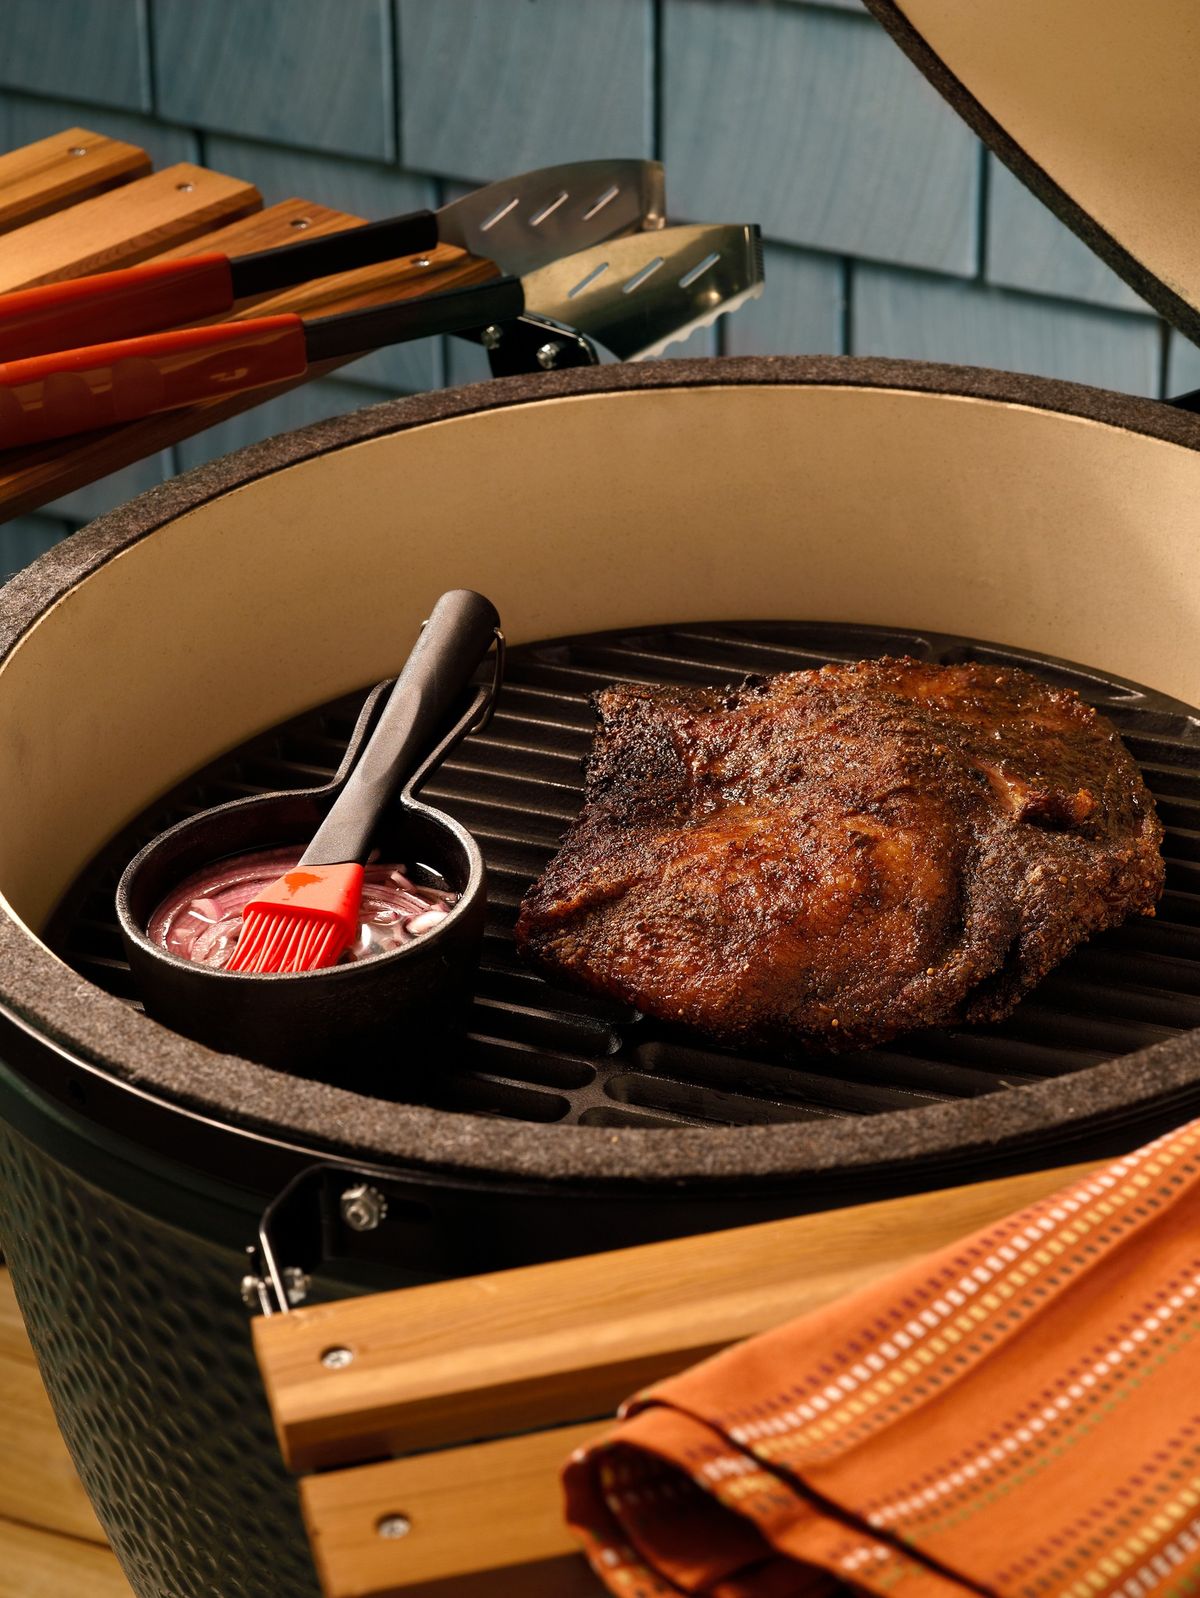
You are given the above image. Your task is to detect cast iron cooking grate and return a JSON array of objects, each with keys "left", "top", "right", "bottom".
[{"left": 48, "top": 621, "right": 1200, "bottom": 1129}]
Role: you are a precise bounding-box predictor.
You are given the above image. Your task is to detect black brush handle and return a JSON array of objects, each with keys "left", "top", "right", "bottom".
[
  {"left": 301, "top": 590, "right": 500, "bottom": 867},
  {"left": 229, "top": 212, "right": 442, "bottom": 299},
  {"left": 302, "top": 276, "right": 525, "bottom": 363}
]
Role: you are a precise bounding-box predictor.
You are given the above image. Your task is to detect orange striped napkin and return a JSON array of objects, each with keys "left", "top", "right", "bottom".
[{"left": 563, "top": 1119, "right": 1200, "bottom": 1597}]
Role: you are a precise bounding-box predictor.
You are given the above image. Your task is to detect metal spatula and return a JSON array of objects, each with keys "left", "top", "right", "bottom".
[{"left": 434, "top": 158, "right": 665, "bottom": 276}]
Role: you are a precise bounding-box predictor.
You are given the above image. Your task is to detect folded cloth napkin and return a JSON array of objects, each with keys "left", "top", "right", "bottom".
[{"left": 564, "top": 1119, "right": 1200, "bottom": 1598}]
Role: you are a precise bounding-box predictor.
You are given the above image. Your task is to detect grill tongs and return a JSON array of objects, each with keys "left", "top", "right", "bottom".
[
  {"left": 0, "top": 220, "right": 763, "bottom": 448},
  {"left": 464, "top": 222, "right": 764, "bottom": 377},
  {"left": 0, "top": 157, "right": 661, "bottom": 447}
]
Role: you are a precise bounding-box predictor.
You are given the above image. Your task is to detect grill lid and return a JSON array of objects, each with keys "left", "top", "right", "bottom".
[{"left": 865, "top": 0, "right": 1200, "bottom": 347}]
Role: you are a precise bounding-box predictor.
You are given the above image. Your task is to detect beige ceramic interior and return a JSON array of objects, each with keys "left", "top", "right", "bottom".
[
  {"left": 1, "top": 379, "right": 1199, "bottom": 938},
  {"left": 896, "top": 0, "right": 1200, "bottom": 316}
]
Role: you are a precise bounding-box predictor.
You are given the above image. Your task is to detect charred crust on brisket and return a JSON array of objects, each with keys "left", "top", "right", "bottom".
[{"left": 514, "top": 657, "right": 1165, "bottom": 1053}]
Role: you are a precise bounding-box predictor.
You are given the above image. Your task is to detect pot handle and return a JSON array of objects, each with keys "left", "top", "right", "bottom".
[{"left": 301, "top": 593, "right": 502, "bottom": 867}]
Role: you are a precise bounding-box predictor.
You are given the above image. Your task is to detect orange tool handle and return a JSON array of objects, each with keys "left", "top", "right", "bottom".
[
  {"left": 0, "top": 254, "right": 235, "bottom": 362},
  {"left": 0, "top": 315, "right": 308, "bottom": 448}
]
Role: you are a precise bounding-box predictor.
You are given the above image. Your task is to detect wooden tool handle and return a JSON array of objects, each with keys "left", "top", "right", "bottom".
[
  {"left": 230, "top": 211, "right": 441, "bottom": 299},
  {"left": 0, "top": 254, "right": 235, "bottom": 361},
  {"left": 303, "top": 276, "right": 525, "bottom": 363},
  {"left": 0, "top": 314, "right": 307, "bottom": 447}
]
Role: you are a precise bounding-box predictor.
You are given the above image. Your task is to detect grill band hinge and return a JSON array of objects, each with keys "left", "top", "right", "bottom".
[{"left": 242, "top": 1161, "right": 445, "bottom": 1316}]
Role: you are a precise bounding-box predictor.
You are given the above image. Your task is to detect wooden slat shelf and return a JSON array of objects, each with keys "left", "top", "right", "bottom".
[
  {"left": 0, "top": 162, "right": 261, "bottom": 293},
  {"left": 302, "top": 1424, "right": 607, "bottom": 1598},
  {"left": 0, "top": 128, "right": 150, "bottom": 236},
  {"left": 0, "top": 125, "right": 493, "bottom": 521}
]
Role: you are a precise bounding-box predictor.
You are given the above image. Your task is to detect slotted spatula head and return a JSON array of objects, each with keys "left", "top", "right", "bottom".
[
  {"left": 438, "top": 159, "right": 665, "bottom": 277},
  {"left": 521, "top": 223, "right": 765, "bottom": 361}
]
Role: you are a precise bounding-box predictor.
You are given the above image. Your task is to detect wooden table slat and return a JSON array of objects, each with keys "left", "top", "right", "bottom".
[
  {"left": 0, "top": 1269, "right": 131, "bottom": 1595},
  {"left": 0, "top": 1518, "right": 134, "bottom": 1598},
  {"left": 257, "top": 1159, "right": 1094, "bottom": 1472},
  {"left": 0, "top": 161, "right": 262, "bottom": 293},
  {"left": 285, "top": 1161, "right": 1094, "bottom": 1592},
  {"left": 300, "top": 1423, "right": 605, "bottom": 1598},
  {"left": 155, "top": 197, "right": 370, "bottom": 260},
  {"left": 0, "top": 127, "right": 150, "bottom": 236}
]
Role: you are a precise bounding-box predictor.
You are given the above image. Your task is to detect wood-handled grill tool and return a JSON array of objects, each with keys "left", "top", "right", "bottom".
[
  {"left": 0, "top": 158, "right": 665, "bottom": 361},
  {"left": 0, "top": 222, "right": 763, "bottom": 446}
]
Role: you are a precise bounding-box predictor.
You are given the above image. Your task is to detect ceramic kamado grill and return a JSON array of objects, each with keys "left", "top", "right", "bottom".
[{"left": 3, "top": 5, "right": 1200, "bottom": 1597}]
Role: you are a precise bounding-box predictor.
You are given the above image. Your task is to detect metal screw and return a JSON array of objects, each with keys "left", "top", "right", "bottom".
[
  {"left": 69, "top": 145, "right": 87, "bottom": 157},
  {"left": 321, "top": 1346, "right": 354, "bottom": 1370},
  {"left": 536, "top": 341, "right": 563, "bottom": 370},
  {"left": 341, "top": 1183, "right": 387, "bottom": 1232},
  {"left": 176, "top": 180, "right": 195, "bottom": 192},
  {"left": 414, "top": 256, "right": 432, "bottom": 268},
  {"left": 282, "top": 1267, "right": 311, "bottom": 1307},
  {"left": 290, "top": 217, "right": 311, "bottom": 230},
  {"left": 377, "top": 1515, "right": 411, "bottom": 1540},
  {"left": 241, "top": 1266, "right": 309, "bottom": 1310},
  {"left": 480, "top": 324, "right": 503, "bottom": 350}
]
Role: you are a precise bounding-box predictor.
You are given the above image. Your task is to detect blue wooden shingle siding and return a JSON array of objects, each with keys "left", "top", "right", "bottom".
[
  {"left": 0, "top": 93, "right": 198, "bottom": 169},
  {"left": 1167, "top": 335, "right": 1200, "bottom": 399},
  {"left": 0, "top": 0, "right": 1180, "bottom": 572},
  {"left": 154, "top": 0, "right": 395, "bottom": 161},
  {"left": 0, "top": 0, "right": 150, "bottom": 112},
  {"left": 724, "top": 245, "right": 844, "bottom": 356},
  {"left": 397, "top": 0, "right": 654, "bottom": 182},
  {"left": 664, "top": 0, "right": 980, "bottom": 275},
  {"left": 984, "top": 159, "right": 1149, "bottom": 314},
  {"left": 854, "top": 265, "right": 1162, "bottom": 397}
]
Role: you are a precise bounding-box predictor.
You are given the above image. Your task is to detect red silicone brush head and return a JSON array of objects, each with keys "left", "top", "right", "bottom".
[{"left": 226, "top": 863, "right": 364, "bottom": 974}]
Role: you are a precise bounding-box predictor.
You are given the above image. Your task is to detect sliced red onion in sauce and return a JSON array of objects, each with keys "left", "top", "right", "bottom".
[{"left": 146, "top": 847, "right": 456, "bottom": 970}]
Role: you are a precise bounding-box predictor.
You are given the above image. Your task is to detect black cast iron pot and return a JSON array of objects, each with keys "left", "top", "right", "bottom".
[{"left": 116, "top": 671, "right": 491, "bottom": 1079}]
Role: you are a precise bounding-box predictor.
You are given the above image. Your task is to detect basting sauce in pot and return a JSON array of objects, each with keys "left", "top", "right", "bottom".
[{"left": 147, "top": 847, "right": 456, "bottom": 970}]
